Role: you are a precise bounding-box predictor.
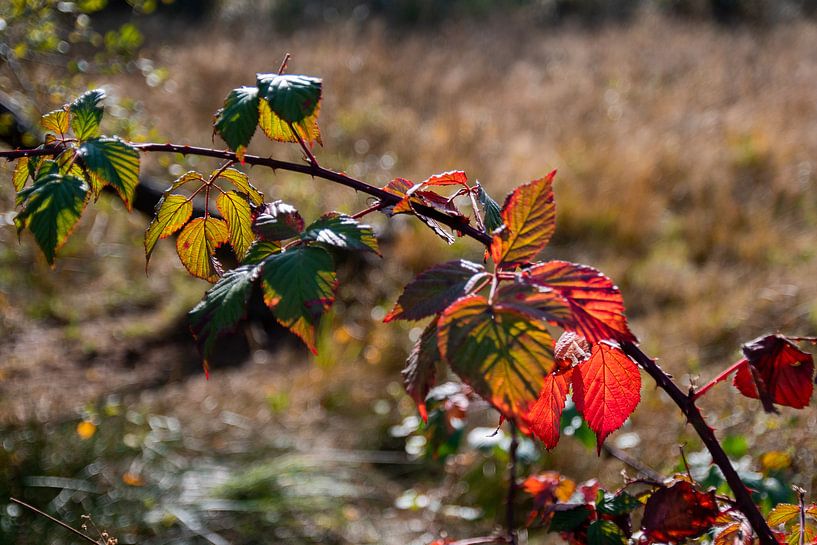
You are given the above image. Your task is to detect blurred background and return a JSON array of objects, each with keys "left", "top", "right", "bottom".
[{"left": 2, "top": 0, "right": 817, "bottom": 543}]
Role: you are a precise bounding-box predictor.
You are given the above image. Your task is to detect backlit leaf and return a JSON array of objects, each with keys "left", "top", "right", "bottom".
[
  {"left": 259, "top": 246, "right": 337, "bottom": 353},
  {"left": 243, "top": 240, "right": 281, "bottom": 265},
  {"left": 523, "top": 472, "right": 577, "bottom": 526},
  {"left": 587, "top": 520, "right": 628, "bottom": 545},
  {"left": 732, "top": 335, "right": 814, "bottom": 411},
  {"left": 301, "top": 213, "right": 379, "bottom": 254},
  {"left": 79, "top": 137, "right": 140, "bottom": 208},
  {"left": 385, "top": 260, "right": 488, "bottom": 322},
  {"left": 490, "top": 171, "right": 556, "bottom": 267},
  {"left": 437, "top": 295, "right": 555, "bottom": 422},
  {"left": 596, "top": 491, "right": 641, "bottom": 516},
  {"left": 258, "top": 97, "right": 322, "bottom": 146},
  {"left": 641, "top": 481, "right": 719, "bottom": 543},
  {"left": 767, "top": 504, "right": 800, "bottom": 527},
  {"left": 14, "top": 164, "right": 89, "bottom": 264},
  {"left": 256, "top": 73, "right": 322, "bottom": 123},
  {"left": 168, "top": 171, "right": 206, "bottom": 192},
  {"left": 214, "top": 167, "right": 263, "bottom": 205},
  {"left": 41, "top": 108, "right": 69, "bottom": 136},
  {"left": 525, "top": 260, "right": 637, "bottom": 344},
  {"left": 216, "top": 190, "right": 254, "bottom": 259},
  {"left": 189, "top": 264, "right": 260, "bottom": 360},
  {"left": 477, "top": 182, "right": 503, "bottom": 233},
  {"left": 403, "top": 319, "right": 440, "bottom": 422},
  {"left": 12, "top": 157, "right": 29, "bottom": 192},
  {"left": 69, "top": 89, "right": 105, "bottom": 141},
  {"left": 572, "top": 342, "right": 640, "bottom": 450},
  {"left": 144, "top": 194, "right": 193, "bottom": 266},
  {"left": 420, "top": 170, "right": 468, "bottom": 188},
  {"left": 382, "top": 177, "right": 460, "bottom": 244},
  {"left": 497, "top": 281, "right": 575, "bottom": 327},
  {"left": 214, "top": 86, "right": 259, "bottom": 158},
  {"left": 524, "top": 369, "right": 572, "bottom": 450},
  {"left": 176, "top": 217, "right": 229, "bottom": 282},
  {"left": 252, "top": 200, "right": 304, "bottom": 241}
]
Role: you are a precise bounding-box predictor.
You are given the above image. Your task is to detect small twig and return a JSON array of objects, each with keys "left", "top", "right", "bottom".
[
  {"left": 691, "top": 359, "right": 745, "bottom": 401},
  {"left": 277, "top": 53, "right": 291, "bottom": 75},
  {"left": 10, "top": 498, "right": 99, "bottom": 545},
  {"left": 351, "top": 200, "right": 388, "bottom": 219},
  {"left": 678, "top": 444, "right": 693, "bottom": 479},
  {"left": 795, "top": 485, "right": 807, "bottom": 545},
  {"left": 506, "top": 423, "right": 519, "bottom": 545},
  {"left": 467, "top": 187, "right": 487, "bottom": 233}
]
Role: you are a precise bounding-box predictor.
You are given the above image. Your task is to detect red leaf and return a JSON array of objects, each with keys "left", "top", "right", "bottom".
[
  {"left": 522, "top": 471, "right": 577, "bottom": 525},
  {"left": 572, "top": 342, "right": 641, "bottom": 451},
  {"left": 641, "top": 481, "right": 719, "bottom": 543},
  {"left": 733, "top": 335, "right": 814, "bottom": 411},
  {"left": 402, "top": 319, "right": 440, "bottom": 422},
  {"left": 525, "top": 260, "right": 637, "bottom": 344},
  {"left": 524, "top": 369, "right": 572, "bottom": 450},
  {"left": 490, "top": 171, "right": 556, "bottom": 267},
  {"left": 420, "top": 170, "right": 469, "bottom": 188}
]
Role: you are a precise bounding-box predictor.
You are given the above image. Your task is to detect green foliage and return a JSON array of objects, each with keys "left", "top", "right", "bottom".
[{"left": 78, "top": 137, "right": 140, "bottom": 207}]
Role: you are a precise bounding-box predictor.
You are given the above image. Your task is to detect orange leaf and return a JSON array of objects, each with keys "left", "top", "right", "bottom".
[
  {"left": 641, "top": 481, "right": 719, "bottom": 543},
  {"left": 420, "top": 170, "right": 468, "bottom": 188},
  {"left": 525, "top": 260, "right": 637, "bottom": 344},
  {"left": 490, "top": 171, "right": 556, "bottom": 267},
  {"left": 524, "top": 369, "right": 572, "bottom": 450},
  {"left": 732, "top": 335, "right": 814, "bottom": 411},
  {"left": 767, "top": 504, "right": 800, "bottom": 527},
  {"left": 572, "top": 342, "right": 640, "bottom": 450}
]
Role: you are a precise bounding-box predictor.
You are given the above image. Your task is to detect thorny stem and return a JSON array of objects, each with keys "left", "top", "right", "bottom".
[
  {"left": 506, "top": 423, "right": 519, "bottom": 545},
  {"left": 621, "top": 341, "right": 777, "bottom": 545},
  {"left": 691, "top": 358, "right": 745, "bottom": 401},
  {"left": 10, "top": 498, "right": 99, "bottom": 545},
  {"left": 0, "top": 143, "right": 493, "bottom": 245}
]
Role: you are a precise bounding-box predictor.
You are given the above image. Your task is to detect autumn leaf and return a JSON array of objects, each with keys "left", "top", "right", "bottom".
[
  {"left": 385, "top": 260, "right": 488, "bottom": 322},
  {"left": 258, "top": 97, "right": 322, "bottom": 146},
  {"left": 12, "top": 157, "right": 30, "bottom": 192},
  {"left": 176, "top": 217, "right": 230, "bottom": 282},
  {"left": 437, "top": 295, "right": 555, "bottom": 422},
  {"left": 79, "top": 137, "right": 141, "bottom": 208},
  {"left": 496, "top": 281, "right": 575, "bottom": 327},
  {"left": 524, "top": 260, "right": 637, "bottom": 344},
  {"left": 252, "top": 200, "right": 305, "bottom": 241},
  {"left": 381, "top": 177, "right": 463, "bottom": 244},
  {"left": 572, "top": 342, "right": 641, "bottom": 450},
  {"left": 403, "top": 319, "right": 440, "bottom": 422},
  {"left": 587, "top": 520, "right": 628, "bottom": 545},
  {"left": 419, "top": 170, "right": 468, "bottom": 188},
  {"left": 213, "top": 168, "right": 264, "bottom": 205},
  {"left": 523, "top": 471, "right": 577, "bottom": 525},
  {"left": 523, "top": 369, "right": 572, "bottom": 450},
  {"left": 641, "top": 481, "right": 719, "bottom": 543},
  {"left": 69, "top": 89, "right": 105, "bottom": 141},
  {"left": 259, "top": 246, "right": 337, "bottom": 353},
  {"left": 732, "top": 334, "right": 814, "bottom": 411},
  {"left": 41, "top": 108, "right": 69, "bottom": 137},
  {"left": 256, "top": 73, "right": 322, "bottom": 123},
  {"left": 301, "top": 213, "right": 379, "bottom": 254},
  {"left": 216, "top": 190, "right": 254, "bottom": 259},
  {"left": 144, "top": 194, "right": 193, "bottom": 267},
  {"left": 490, "top": 171, "right": 556, "bottom": 267},
  {"left": 767, "top": 504, "right": 800, "bottom": 527}
]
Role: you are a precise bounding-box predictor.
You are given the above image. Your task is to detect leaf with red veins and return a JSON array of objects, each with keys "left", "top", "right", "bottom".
[
  {"left": 490, "top": 171, "right": 556, "bottom": 268},
  {"left": 525, "top": 260, "right": 637, "bottom": 344},
  {"left": 496, "top": 281, "right": 575, "bottom": 328},
  {"left": 732, "top": 334, "right": 815, "bottom": 411},
  {"left": 572, "top": 342, "right": 641, "bottom": 452},
  {"left": 402, "top": 318, "right": 440, "bottom": 422},
  {"left": 641, "top": 481, "right": 720, "bottom": 543},
  {"left": 524, "top": 369, "right": 573, "bottom": 450}
]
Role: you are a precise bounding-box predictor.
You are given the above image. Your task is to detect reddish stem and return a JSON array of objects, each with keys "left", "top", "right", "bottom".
[{"left": 691, "top": 358, "right": 746, "bottom": 401}]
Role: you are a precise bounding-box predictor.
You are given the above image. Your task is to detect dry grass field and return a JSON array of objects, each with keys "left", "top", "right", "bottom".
[{"left": 3, "top": 7, "right": 817, "bottom": 544}]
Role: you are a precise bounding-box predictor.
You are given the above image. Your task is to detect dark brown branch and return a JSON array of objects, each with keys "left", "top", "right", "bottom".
[
  {"left": 0, "top": 143, "right": 493, "bottom": 246},
  {"left": 621, "top": 341, "right": 777, "bottom": 545},
  {"left": 505, "top": 423, "right": 518, "bottom": 545},
  {"left": 10, "top": 498, "right": 99, "bottom": 545}
]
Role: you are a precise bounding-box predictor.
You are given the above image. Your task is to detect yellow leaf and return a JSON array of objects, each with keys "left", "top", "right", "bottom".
[
  {"left": 176, "top": 217, "right": 229, "bottom": 282},
  {"left": 76, "top": 420, "right": 96, "bottom": 440},
  {"left": 12, "top": 157, "right": 29, "bottom": 192},
  {"left": 768, "top": 503, "right": 800, "bottom": 527},
  {"left": 145, "top": 194, "right": 193, "bottom": 267},
  {"left": 40, "top": 108, "right": 69, "bottom": 136},
  {"left": 213, "top": 167, "right": 263, "bottom": 206},
  {"left": 216, "top": 190, "right": 254, "bottom": 259},
  {"left": 259, "top": 98, "right": 322, "bottom": 147},
  {"left": 760, "top": 450, "right": 792, "bottom": 473}
]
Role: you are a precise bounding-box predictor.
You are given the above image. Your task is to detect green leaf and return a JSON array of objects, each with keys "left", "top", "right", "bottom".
[
  {"left": 216, "top": 190, "right": 254, "bottom": 259},
  {"left": 549, "top": 506, "right": 591, "bottom": 532},
  {"left": 301, "top": 213, "right": 379, "bottom": 254},
  {"left": 385, "top": 260, "right": 488, "bottom": 322},
  {"left": 243, "top": 240, "right": 281, "bottom": 265},
  {"left": 258, "top": 97, "right": 322, "bottom": 146},
  {"left": 260, "top": 246, "right": 337, "bottom": 353},
  {"left": 214, "top": 86, "right": 259, "bottom": 159},
  {"left": 144, "top": 194, "right": 193, "bottom": 266},
  {"left": 476, "top": 182, "right": 503, "bottom": 233},
  {"left": 214, "top": 167, "right": 263, "bottom": 205},
  {"left": 176, "top": 217, "right": 230, "bottom": 282},
  {"left": 252, "top": 200, "right": 304, "bottom": 240},
  {"left": 41, "top": 108, "right": 69, "bottom": 136},
  {"left": 587, "top": 520, "right": 628, "bottom": 545},
  {"left": 596, "top": 491, "right": 641, "bottom": 516},
  {"left": 256, "top": 73, "right": 322, "bottom": 123},
  {"left": 189, "top": 264, "right": 260, "bottom": 360},
  {"left": 79, "top": 137, "right": 141, "bottom": 208},
  {"left": 490, "top": 171, "right": 556, "bottom": 267},
  {"left": 403, "top": 318, "right": 440, "bottom": 422},
  {"left": 437, "top": 295, "right": 555, "bottom": 421},
  {"left": 70, "top": 89, "right": 105, "bottom": 141},
  {"left": 14, "top": 163, "right": 89, "bottom": 264}
]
